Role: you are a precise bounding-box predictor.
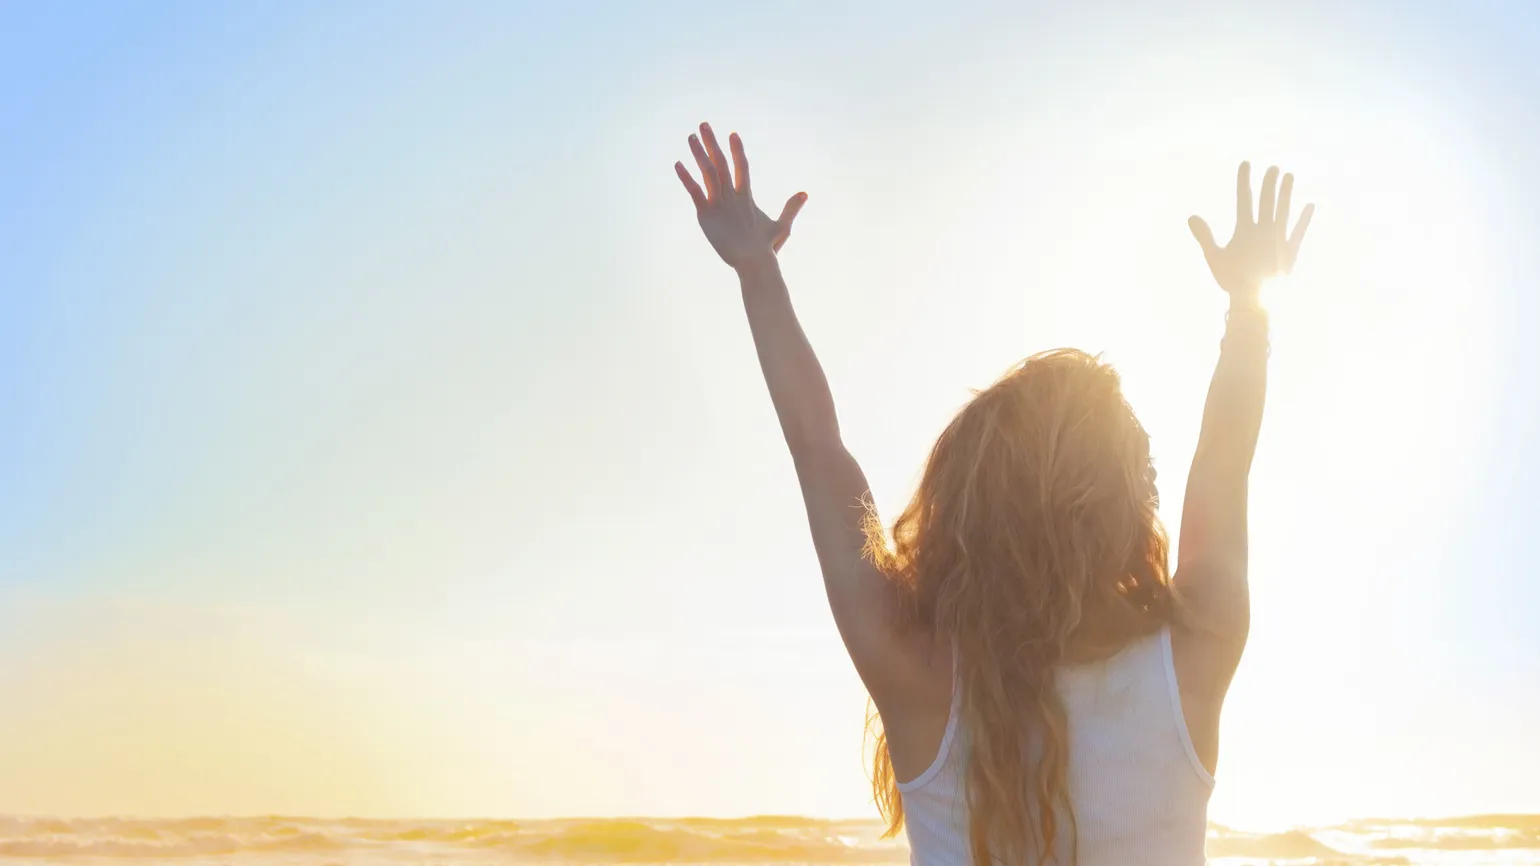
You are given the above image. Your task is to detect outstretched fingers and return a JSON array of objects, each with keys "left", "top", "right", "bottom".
[
  {"left": 675, "top": 162, "right": 707, "bottom": 210},
  {"left": 699, "top": 123, "right": 734, "bottom": 198},
  {"left": 1236, "top": 161, "right": 1254, "bottom": 226},
  {"left": 1275, "top": 173, "right": 1294, "bottom": 241},
  {"left": 1258, "top": 166, "right": 1279, "bottom": 229},
  {"left": 729, "top": 132, "right": 751, "bottom": 195},
  {"left": 689, "top": 134, "right": 719, "bottom": 202},
  {"left": 1285, "top": 203, "right": 1315, "bottom": 270}
]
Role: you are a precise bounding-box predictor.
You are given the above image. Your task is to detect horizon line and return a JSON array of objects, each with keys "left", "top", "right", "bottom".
[{"left": 4, "top": 811, "right": 1537, "bottom": 828}]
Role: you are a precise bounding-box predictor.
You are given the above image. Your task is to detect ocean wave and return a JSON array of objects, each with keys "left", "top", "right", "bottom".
[
  {"left": 0, "top": 833, "right": 244, "bottom": 859},
  {"left": 509, "top": 820, "right": 884, "bottom": 862},
  {"left": 1367, "top": 830, "right": 1540, "bottom": 850},
  {"left": 0, "top": 815, "right": 906, "bottom": 862},
  {"left": 1346, "top": 814, "right": 1540, "bottom": 832},
  {"left": 1207, "top": 829, "right": 1351, "bottom": 860},
  {"left": 0, "top": 827, "right": 346, "bottom": 859},
  {"left": 0, "top": 814, "right": 1533, "bottom": 862}
]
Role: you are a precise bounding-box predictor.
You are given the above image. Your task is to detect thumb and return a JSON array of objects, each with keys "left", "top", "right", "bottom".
[
  {"left": 772, "top": 192, "right": 808, "bottom": 252},
  {"left": 1187, "top": 216, "right": 1218, "bottom": 258},
  {"left": 777, "top": 192, "right": 808, "bottom": 229}
]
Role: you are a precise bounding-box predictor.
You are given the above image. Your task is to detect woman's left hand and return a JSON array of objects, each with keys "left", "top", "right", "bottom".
[{"left": 1188, "top": 162, "right": 1314, "bottom": 299}]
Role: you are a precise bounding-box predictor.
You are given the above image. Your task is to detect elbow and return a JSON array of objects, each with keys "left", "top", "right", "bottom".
[
  {"left": 1174, "top": 556, "right": 1251, "bottom": 647},
  {"left": 785, "top": 429, "right": 850, "bottom": 475},
  {"left": 1213, "top": 590, "right": 1251, "bottom": 647},
  {"left": 781, "top": 416, "right": 842, "bottom": 460},
  {"left": 1190, "top": 440, "right": 1257, "bottom": 480},
  {"left": 1178, "top": 596, "right": 1251, "bottom": 651}
]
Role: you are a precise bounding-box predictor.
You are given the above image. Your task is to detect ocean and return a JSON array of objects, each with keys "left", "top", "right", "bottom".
[{"left": 1, "top": 814, "right": 1536, "bottom": 865}]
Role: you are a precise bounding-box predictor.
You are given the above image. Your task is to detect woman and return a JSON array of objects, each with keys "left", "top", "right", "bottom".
[{"left": 673, "top": 123, "right": 1312, "bottom": 866}]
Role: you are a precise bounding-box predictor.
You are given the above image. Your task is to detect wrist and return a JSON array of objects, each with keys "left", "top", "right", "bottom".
[
  {"left": 1226, "top": 296, "right": 1268, "bottom": 322},
  {"left": 734, "top": 253, "right": 781, "bottom": 282},
  {"left": 1222, "top": 297, "right": 1271, "bottom": 357}
]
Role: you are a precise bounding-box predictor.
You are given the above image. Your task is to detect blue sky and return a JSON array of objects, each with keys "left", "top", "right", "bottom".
[{"left": 0, "top": 0, "right": 1536, "bottom": 826}]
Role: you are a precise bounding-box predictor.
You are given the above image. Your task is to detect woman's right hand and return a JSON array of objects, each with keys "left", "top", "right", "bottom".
[
  {"left": 1188, "top": 162, "right": 1314, "bottom": 299},
  {"left": 674, "top": 122, "right": 807, "bottom": 271}
]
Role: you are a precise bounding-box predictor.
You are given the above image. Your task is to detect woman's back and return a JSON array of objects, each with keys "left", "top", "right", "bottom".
[
  {"left": 900, "top": 627, "right": 1214, "bottom": 866},
  {"left": 672, "top": 125, "right": 1310, "bottom": 866}
]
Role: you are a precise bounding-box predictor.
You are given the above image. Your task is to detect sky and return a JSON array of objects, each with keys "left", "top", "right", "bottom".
[{"left": 0, "top": 0, "right": 1537, "bottom": 832}]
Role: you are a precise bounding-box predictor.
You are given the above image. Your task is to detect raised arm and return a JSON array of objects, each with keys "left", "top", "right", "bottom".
[
  {"left": 673, "top": 123, "right": 922, "bottom": 705},
  {"left": 1176, "top": 163, "right": 1313, "bottom": 658}
]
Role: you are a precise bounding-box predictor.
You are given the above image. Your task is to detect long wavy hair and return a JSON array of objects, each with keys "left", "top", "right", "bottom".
[{"left": 863, "top": 348, "right": 1175, "bottom": 865}]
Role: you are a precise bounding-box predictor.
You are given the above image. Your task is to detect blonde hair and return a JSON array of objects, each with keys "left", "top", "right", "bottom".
[{"left": 864, "top": 349, "right": 1174, "bottom": 865}]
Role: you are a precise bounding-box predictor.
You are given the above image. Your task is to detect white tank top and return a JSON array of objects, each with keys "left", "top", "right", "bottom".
[{"left": 899, "top": 626, "right": 1215, "bottom": 865}]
